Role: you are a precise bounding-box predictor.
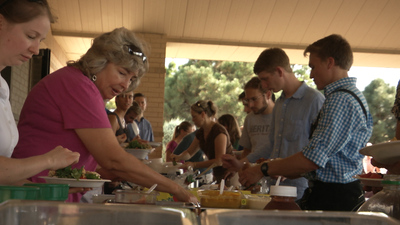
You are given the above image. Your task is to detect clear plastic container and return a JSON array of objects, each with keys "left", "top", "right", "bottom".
[
  {"left": 264, "top": 186, "right": 301, "bottom": 210},
  {"left": 114, "top": 190, "right": 159, "bottom": 204},
  {"left": 358, "top": 174, "right": 400, "bottom": 220}
]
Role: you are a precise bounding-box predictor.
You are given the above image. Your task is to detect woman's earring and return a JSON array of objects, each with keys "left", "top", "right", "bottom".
[{"left": 91, "top": 75, "right": 97, "bottom": 82}]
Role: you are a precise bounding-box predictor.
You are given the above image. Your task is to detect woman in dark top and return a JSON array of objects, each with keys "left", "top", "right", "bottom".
[{"left": 171, "top": 100, "right": 233, "bottom": 183}]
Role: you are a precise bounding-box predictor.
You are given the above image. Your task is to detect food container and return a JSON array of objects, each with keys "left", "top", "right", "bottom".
[
  {"left": 92, "top": 194, "right": 115, "bottom": 204},
  {"left": 114, "top": 190, "right": 159, "bottom": 204},
  {"left": 243, "top": 194, "right": 271, "bottom": 209},
  {"left": 0, "top": 186, "right": 40, "bottom": 203},
  {"left": 197, "top": 190, "right": 242, "bottom": 209},
  {"left": 202, "top": 209, "right": 400, "bottom": 225},
  {"left": 0, "top": 200, "right": 198, "bottom": 225},
  {"left": 23, "top": 183, "right": 69, "bottom": 201},
  {"left": 125, "top": 148, "right": 154, "bottom": 160}
]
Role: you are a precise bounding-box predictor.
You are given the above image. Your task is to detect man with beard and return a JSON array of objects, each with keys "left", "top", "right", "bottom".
[
  {"left": 223, "top": 48, "right": 325, "bottom": 200},
  {"left": 238, "top": 77, "right": 275, "bottom": 161}
]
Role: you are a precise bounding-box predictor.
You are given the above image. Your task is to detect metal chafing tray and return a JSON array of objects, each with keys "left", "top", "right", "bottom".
[
  {"left": 200, "top": 209, "right": 400, "bottom": 225},
  {"left": 0, "top": 200, "right": 198, "bottom": 225}
]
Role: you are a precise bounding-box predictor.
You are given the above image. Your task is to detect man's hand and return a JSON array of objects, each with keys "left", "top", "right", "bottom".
[
  {"left": 221, "top": 154, "right": 244, "bottom": 172},
  {"left": 238, "top": 164, "right": 264, "bottom": 187}
]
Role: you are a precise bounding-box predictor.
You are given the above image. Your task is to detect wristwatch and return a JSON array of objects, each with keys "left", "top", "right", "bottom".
[{"left": 260, "top": 162, "right": 269, "bottom": 177}]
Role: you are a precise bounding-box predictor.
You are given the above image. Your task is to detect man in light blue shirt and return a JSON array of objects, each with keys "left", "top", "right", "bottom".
[
  {"left": 223, "top": 48, "right": 324, "bottom": 200},
  {"left": 234, "top": 35, "right": 373, "bottom": 211},
  {"left": 127, "top": 93, "right": 154, "bottom": 142},
  {"left": 254, "top": 48, "right": 324, "bottom": 199}
]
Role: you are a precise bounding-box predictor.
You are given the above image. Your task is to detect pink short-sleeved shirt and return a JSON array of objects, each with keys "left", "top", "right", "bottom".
[
  {"left": 166, "top": 140, "right": 178, "bottom": 154},
  {"left": 12, "top": 66, "right": 111, "bottom": 202}
]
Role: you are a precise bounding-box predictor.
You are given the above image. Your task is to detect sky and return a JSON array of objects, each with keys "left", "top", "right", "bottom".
[{"left": 165, "top": 58, "right": 400, "bottom": 91}]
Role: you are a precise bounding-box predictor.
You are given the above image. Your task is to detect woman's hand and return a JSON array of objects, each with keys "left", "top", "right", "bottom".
[
  {"left": 371, "top": 158, "right": 400, "bottom": 175},
  {"left": 172, "top": 187, "right": 198, "bottom": 203},
  {"left": 180, "top": 162, "right": 195, "bottom": 170},
  {"left": 171, "top": 152, "right": 191, "bottom": 162},
  {"left": 68, "top": 187, "right": 92, "bottom": 194},
  {"left": 45, "top": 146, "right": 80, "bottom": 170},
  {"left": 116, "top": 133, "right": 127, "bottom": 144}
]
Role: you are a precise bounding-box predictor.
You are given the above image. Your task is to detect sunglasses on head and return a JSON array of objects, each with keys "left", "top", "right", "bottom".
[{"left": 126, "top": 45, "right": 147, "bottom": 63}]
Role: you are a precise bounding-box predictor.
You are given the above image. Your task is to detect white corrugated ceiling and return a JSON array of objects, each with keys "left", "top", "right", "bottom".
[{"left": 48, "top": 0, "right": 400, "bottom": 68}]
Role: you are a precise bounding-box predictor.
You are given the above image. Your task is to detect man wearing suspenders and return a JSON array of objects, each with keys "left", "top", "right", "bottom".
[{"left": 225, "top": 34, "right": 373, "bottom": 211}]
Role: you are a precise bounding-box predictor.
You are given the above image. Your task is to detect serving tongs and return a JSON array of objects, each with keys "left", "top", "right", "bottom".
[
  {"left": 191, "top": 202, "right": 202, "bottom": 216},
  {"left": 194, "top": 162, "right": 220, "bottom": 179}
]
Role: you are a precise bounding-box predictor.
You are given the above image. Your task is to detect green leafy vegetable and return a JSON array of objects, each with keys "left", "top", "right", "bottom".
[
  {"left": 127, "top": 140, "right": 152, "bottom": 149},
  {"left": 55, "top": 166, "right": 83, "bottom": 180},
  {"left": 53, "top": 166, "right": 100, "bottom": 180}
]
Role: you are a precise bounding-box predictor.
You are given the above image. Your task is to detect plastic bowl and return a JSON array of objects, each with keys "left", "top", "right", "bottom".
[
  {"left": 0, "top": 186, "right": 40, "bottom": 203},
  {"left": 114, "top": 190, "right": 159, "bottom": 204},
  {"left": 198, "top": 190, "right": 242, "bottom": 208},
  {"left": 125, "top": 148, "right": 154, "bottom": 160},
  {"left": 244, "top": 194, "right": 271, "bottom": 209},
  {"left": 23, "top": 183, "right": 69, "bottom": 201}
]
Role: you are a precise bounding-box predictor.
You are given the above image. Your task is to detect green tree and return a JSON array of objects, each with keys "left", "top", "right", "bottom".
[
  {"left": 363, "top": 78, "right": 396, "bottom": 143},
  {"left": 163, "top": 60, "right": 316, "bottom": 158},
  {"left": 105, "top": 99, "right": 116, "bottom": 111},
  {"left": 164, "top": 60, "right": 254, "bottom": 125}
]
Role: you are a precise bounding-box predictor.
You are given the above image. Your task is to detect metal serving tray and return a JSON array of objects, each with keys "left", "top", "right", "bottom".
[
  {"left": 0, "top": 200, "right": 198, "bottom": 225},
  {"left": 201, "top": 209, "right": 400, "bottom": 225}
]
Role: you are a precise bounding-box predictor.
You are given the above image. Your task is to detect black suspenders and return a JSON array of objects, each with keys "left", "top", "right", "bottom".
[{"left": 309, "top": 89, "right": 367, "bottom": 140}]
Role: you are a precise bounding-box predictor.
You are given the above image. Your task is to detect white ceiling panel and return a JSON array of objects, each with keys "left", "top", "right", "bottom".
[{"left": 48, "top": 0, "right": 400, "bottom": 68}]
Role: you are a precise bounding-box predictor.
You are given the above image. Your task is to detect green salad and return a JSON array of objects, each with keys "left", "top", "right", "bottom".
[
  {"left": 127, "top": 140, "right": 152, "bottom": 149},
  {"left": 49, "top": 166, "right": 101, "bottom": 180}
]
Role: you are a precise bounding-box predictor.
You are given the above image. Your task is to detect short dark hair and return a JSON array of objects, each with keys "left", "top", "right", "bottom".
[
  {"left": 303, "top": 34, "right": 353, "bottom": 71},
  {"left": 244, "top": 77, "right": 275, "bottom": 102},
  {"left": 238, "top": 92, "right": 245, "bottom": 101},
  {"left": 254, "top": 48, "right": 292, "bottom": 75},
  {"left": 244, "top": 77, "right": 266, "bottom": 94},
  {"left": 133, "top": 93, "right": 146, "bottom": 99},
  {"left": 126, "top": 101, "right": 142, "bottom": 116}
]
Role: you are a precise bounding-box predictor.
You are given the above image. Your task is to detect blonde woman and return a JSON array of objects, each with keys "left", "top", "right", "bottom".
[{"left": 12, "top": 27, "right": 197, "bottom": 203}]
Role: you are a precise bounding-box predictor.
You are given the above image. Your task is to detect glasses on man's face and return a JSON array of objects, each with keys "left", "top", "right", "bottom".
[
  {"left": 242, "top": 94, "right": 263, "bottom": 105},
  {"left": 126, "top": 45, "right": 147, "bottom": 63}
]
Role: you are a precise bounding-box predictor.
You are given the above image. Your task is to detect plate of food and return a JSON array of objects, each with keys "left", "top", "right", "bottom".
[
  {"left": 125, "top": 140, "right": 155, "bottom": 159},
  {"left": 354, "top": 173, "right": 384, "bottom": 187},
  {"left": 39, "top": 166, "right": 110, "bottom": 188},
  {"left": 359, "top": 141, "right": 400, "bottom": 164}
]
